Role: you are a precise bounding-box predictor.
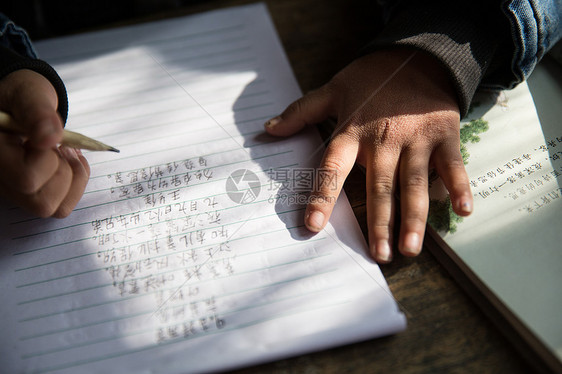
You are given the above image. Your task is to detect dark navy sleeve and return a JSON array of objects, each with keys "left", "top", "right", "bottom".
[{"left": 0, "top": 13, "right": 68, "bottom": 123}]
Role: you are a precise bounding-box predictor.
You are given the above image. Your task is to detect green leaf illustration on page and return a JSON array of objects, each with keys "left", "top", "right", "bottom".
[{"left": 429, "top": 112, "right": 490, "bottom": 233}]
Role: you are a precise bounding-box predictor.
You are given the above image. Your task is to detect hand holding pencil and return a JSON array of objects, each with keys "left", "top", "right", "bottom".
[
  {"left": 0, "top": 110, "right": 119, "bottom": 153},
  {"left": 0, "top": 69, "right": 94, "bottom": 218}
]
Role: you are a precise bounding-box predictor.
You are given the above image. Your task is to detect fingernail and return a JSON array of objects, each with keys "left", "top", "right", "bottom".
[
  {"left": 264, "top": 116, "right": 282, "bottom": 129},
  {"left": 306, "top": 210, "right": 325, "bottom": 232},
  {"left": 403, "top": 232, "right": 421, "bottom": 256},
  {"left": 460, "top": 199, "right": 473, "bottom": 214},
  {"left": 374, "top": 240, "right": 392, "bottom": 263},
  {"left": 59, "top": 146, "right": 79, "bottom": 161}
]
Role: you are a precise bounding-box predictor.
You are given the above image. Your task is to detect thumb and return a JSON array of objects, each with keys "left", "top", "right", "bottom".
[
  {"left": 3, "top": 70, "right": 63, "bottom": 149},
  {"left": 264, "top": 85, "right": 334, "bottom": 137}
]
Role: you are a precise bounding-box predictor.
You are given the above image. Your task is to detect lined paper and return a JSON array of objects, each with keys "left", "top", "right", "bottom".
[{"left": 0, "top": 4, "right": 406, "bottom": 373}]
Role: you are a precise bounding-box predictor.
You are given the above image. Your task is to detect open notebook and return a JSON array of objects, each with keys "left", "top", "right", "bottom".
[
  {"left": 427, "top": 65, "right": 562, "bottom": 373},
  {"left": 0, "top": 4, "right": 406, "bottom": 373}
]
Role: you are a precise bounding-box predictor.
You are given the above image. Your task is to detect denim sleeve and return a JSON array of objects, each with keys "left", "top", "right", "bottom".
[
  {"left": 491, "top": 0, "right": 562, "bottom": 89},
  {"left": 0, "top": 13, "right": 68, "bottom": 123}
]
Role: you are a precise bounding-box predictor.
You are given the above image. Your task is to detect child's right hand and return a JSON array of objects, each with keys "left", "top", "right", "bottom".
[{"left": 0, "top": 69, "right": 90, "bottom": 218}]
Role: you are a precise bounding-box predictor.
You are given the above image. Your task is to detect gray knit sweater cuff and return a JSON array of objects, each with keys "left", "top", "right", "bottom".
[{"left": 364, "top": 1, "right": 504, "bottom": 117}]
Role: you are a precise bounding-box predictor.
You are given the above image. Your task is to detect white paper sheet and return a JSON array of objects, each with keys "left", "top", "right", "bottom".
[{"left": 0, "top": 4, "right": 406, "bottom": 373}]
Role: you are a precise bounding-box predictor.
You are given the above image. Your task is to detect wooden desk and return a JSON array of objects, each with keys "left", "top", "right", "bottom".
[{"left": 34, "top": 0, "right": 537, "bottom": 372}]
